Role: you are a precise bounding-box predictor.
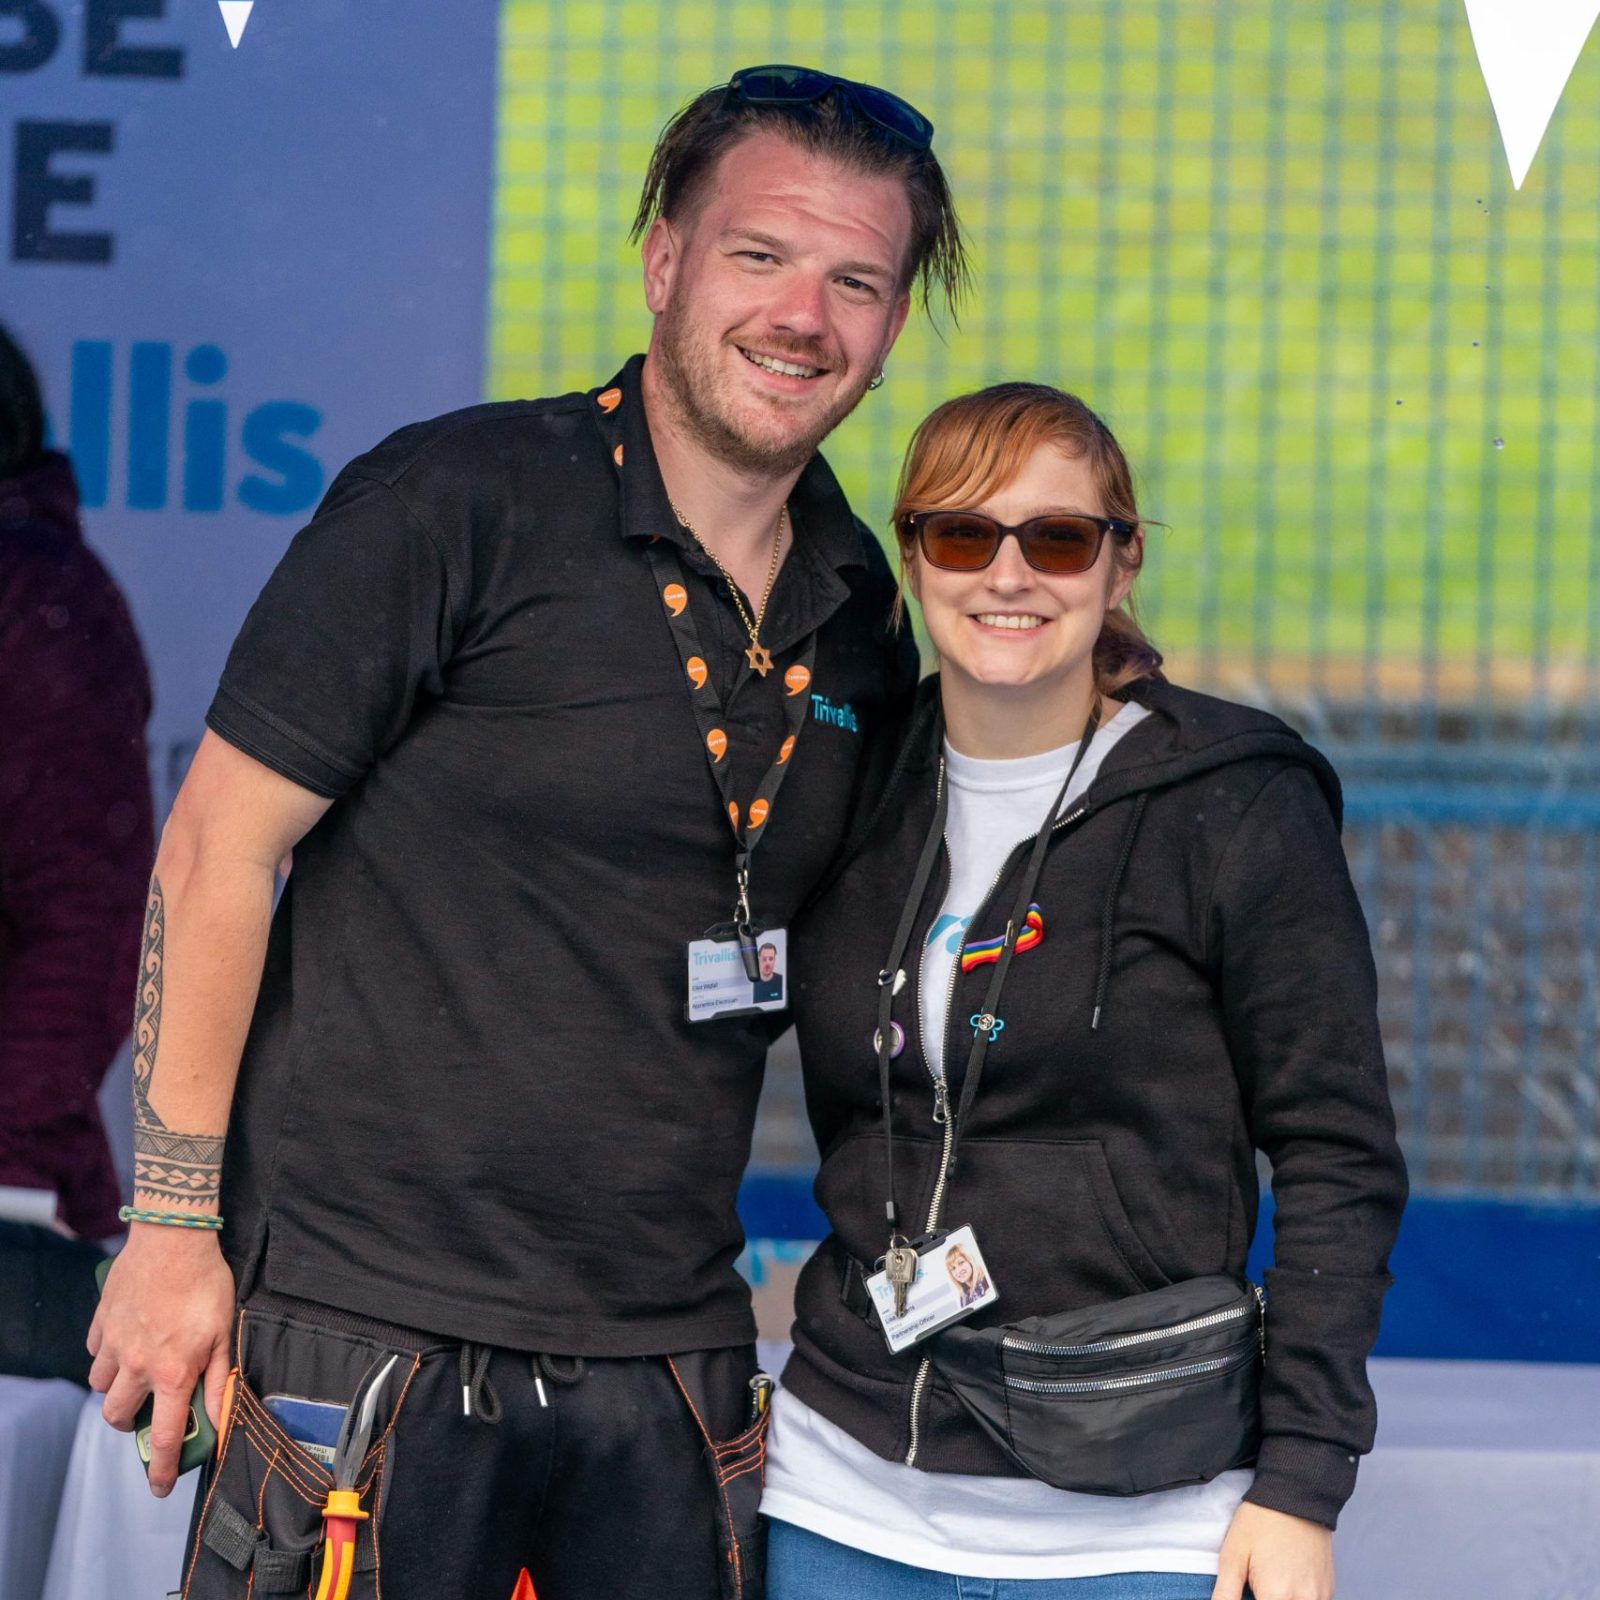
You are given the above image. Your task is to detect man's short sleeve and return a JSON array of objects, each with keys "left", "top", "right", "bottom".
[{"left": 205, "top": 468, "right": 459, "bottom": 798}]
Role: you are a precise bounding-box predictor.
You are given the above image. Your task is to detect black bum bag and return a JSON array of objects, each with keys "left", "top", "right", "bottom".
[{"left": 930, "top": 1274, "right": 1264, "bottom": 1496}]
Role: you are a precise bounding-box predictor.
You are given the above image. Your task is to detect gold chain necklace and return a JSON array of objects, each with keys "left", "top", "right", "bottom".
[{"left": 667, "top": 496, "right": 788, "bottom": 677}]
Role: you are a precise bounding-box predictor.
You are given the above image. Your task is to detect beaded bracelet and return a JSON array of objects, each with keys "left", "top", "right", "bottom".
[{"left": 118, "top": 1205, "right": 223, "bottom": 1232}]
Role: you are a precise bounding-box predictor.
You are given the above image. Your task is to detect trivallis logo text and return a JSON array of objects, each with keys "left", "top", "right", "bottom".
[{"left": 809, "top": 694, "right": 859, "bottom": 734}]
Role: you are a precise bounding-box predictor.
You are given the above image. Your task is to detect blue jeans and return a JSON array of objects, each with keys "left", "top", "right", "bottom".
[{"left": 766, "top": 1520, "right": 1218, "bottom": 1600}]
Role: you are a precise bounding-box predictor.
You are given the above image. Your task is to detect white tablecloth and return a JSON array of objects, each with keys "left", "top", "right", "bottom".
[
  {"left": 1335, "top": 1360, "right": 1600, "bottom": 1600},
  {"left": 23, "top": 1358, "right": 1600, "bottom": 1600},
  {"left": 39, "top": 1391, "right": 192, "bottom": 1600},
  {"left": 0, "top": 1377, "right": 83, "bottom": 1600}
]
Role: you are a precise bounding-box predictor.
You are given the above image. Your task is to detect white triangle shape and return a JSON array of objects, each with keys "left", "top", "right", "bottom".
[
  {"left": 218, "top": 0, "right": 254, "bottom": 49},
  {"left": 1465, "top": 0, "right": 1600, "bottom": 187}
]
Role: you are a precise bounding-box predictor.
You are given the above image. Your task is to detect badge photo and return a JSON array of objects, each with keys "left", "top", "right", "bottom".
[{"left": 866, "top": 1225, "right": 999, "bottom": 1353}]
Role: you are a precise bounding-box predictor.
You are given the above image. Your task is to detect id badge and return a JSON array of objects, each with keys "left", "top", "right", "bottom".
[
  {"left": 686, "top": 926, "right": 789, "bottom": 1022},
  {"left": 866, "top": 1224, "right": 1000, "bottom": 1353}
]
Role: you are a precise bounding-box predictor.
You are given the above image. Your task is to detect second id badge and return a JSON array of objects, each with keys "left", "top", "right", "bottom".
[
  {"left": 866, "top": 1224, "right": 1000, "bottom": 1353},
  {"left": 686, "top": 926, "right": 789, "bottom": 1022}
]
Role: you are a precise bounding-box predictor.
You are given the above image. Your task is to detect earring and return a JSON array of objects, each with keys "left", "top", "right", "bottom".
[{"left": 868, "top": 371, "right": 885, "bottom": 391}]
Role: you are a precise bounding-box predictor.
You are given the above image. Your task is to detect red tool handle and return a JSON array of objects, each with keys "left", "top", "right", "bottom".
[{"left": 312, "top": 1490, "right": 368, "bottom": 1600}]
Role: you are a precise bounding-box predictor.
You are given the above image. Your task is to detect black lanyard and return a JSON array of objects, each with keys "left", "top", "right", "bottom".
[
  {"left": 874, "top": 700, "right": 1103, "bottom": 1238},
  {"left": 646, "top": 541, "right": 816, "bottom": 975}
]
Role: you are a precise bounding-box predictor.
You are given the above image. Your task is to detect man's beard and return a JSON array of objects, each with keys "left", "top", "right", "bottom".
[{"left": 654, "top": 296, "right": 871, "bottom": 476}]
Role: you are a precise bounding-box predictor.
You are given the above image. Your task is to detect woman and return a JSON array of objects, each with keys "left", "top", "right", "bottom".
[
  {"left": 761, "top": 384, "right": 1407, "bottom": 1600},
  {"left": 944, "top": 1244, "right": 989, "bottom": 1311}
]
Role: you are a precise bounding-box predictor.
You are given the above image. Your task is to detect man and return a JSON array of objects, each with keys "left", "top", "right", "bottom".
[
  {"left": 751, "top": 942, "right": 784, "bottom": 1005},
  {"left": 89, "top": 67, "right": 965, "bottom": 1600},
  {"left": 0, "top": 323, "right": 153, "bottom": 1384}
]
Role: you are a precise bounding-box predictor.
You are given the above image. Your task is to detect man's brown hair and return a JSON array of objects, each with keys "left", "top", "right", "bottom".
[{"left": 632, "top": 76, "right": 970, "bottom": 320}]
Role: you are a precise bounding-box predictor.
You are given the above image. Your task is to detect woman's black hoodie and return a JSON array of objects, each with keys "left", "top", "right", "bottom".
[{"left": 783, "top": 676, "right": 1408, "bottom": 1530}]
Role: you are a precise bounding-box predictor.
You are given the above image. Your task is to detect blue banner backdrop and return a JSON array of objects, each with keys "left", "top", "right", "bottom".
[{"left": 1, "top": 0, "right": 500, "bottom": 804}]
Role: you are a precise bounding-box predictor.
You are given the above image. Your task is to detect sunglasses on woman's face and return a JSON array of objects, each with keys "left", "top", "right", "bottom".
[{"left": 904, "top": 510, "right": 1136, "bottom": 576}]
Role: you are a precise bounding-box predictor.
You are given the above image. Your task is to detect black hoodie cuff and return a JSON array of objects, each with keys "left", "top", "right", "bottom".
[{"left": 1243, "top": 1434, "right": 1361, "bottom": 1529}]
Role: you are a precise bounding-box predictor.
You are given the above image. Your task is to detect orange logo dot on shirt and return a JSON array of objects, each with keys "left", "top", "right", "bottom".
[
  {"left": 748, "top": 798, "right": 770, "bottom": 829},
  {"left": 597, "top": 388, "right": 622, "bottom": 413},
  {"left": 686, "top": 655, "right": 708, "bottom": 689},
  {"left": 663, "top": 584, "right": 688, "bottom": 616},
  {"left": 707, "top": 728, "right": 728, "bottom": 762},
  {"left": 784, "top": 664, "right": 811, "bottom": 697},
  {"left": 777, "top": 734, "right": 796, "bottom": 764},
  {"left": 613, "top": 444, "right": 624, "bottom": 466},
  {"left": 728, "top": 800, "right": 739, "bottom": 827}
]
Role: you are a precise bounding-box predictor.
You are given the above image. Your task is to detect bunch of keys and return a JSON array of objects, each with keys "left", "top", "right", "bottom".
[{"left": 883, "top": 1240, "right": 920, "bottom": 1317}]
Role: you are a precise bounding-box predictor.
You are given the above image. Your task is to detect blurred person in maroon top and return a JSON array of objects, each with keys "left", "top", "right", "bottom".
[{"left": 0, "top": 322, "right": 154, "bottom": 1381}]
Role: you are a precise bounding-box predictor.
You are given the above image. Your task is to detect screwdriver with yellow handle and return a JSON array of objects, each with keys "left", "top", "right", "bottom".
[{"left": 313, "top": 1353, "right": 399, "bottom": 1600}]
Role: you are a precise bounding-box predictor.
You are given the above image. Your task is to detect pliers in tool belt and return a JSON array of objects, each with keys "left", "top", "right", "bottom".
[{"left": 312, "top": 1354, "right": 399, "bottom": 1600}]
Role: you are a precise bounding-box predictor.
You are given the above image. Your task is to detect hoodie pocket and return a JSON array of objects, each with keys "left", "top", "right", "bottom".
[{"left": 945, "top": 1139, "right": 1172, "bottom": 1306}]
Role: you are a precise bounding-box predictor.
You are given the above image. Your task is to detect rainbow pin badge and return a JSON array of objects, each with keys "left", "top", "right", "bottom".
[{"left": 960, "top": 904, "right": 1044, "bottom": 972}]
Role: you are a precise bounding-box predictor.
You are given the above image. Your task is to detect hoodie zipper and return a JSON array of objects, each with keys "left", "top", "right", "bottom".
[{"left": 903, "top": 782, "right": 1094, "bottom": 1467}]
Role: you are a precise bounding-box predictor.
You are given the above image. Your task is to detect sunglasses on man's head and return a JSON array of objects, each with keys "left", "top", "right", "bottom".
[
  {"left": 726, "top": 65, "right": 935, "bottom": 150},
  {"left": 903, "top": 510, "right": 1137, "bottom": 576}
]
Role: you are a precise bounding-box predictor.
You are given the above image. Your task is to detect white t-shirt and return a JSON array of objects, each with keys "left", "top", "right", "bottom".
[
  {"left": 920, "top": 702, "right": 1149, "bottom": 1081},
  {"left": 761, "top": 1392, "right": 1252, "bottom": 1580},
  {"left": 761, "top": 700, "right": 1254, "bottom": 1578}
]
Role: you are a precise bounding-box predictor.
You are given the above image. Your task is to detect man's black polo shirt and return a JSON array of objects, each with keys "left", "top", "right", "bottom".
[{"left": 207, "top": 356, "right": 917, "bottom": 1355}]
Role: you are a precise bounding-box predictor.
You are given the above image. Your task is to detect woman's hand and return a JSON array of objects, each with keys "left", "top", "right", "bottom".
[{"left": 1211, "top": 1501, "right": 1334, "bottom": 1600}]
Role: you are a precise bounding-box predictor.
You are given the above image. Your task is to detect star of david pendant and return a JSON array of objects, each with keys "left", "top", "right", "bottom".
[{"left": 746, "top": 643, "right": 775, "bottom": 676}]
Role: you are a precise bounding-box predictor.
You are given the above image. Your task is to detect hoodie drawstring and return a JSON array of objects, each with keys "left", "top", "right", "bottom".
[
  {"left": 1091, "top": 793, "right": 1147, "bottom": 1032},
  {"left": 460, "top": 1344, "right": 588, "bottom": 1421}
]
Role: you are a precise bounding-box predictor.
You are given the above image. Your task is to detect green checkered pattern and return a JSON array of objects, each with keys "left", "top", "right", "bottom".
[
  {"left": 489, "top": 0, "right": 1600, "bottom": 710},
  {"left": 488, "top": 3, "right": 1600, "bottom": 1201}
]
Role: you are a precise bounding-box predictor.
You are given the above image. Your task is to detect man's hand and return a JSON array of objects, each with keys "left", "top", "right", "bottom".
[
  {"left": 87, "top": 1226, "right": 235, "bottom": 1497},
  {"left": 1212, "top": 1501, "right": 1334, "bottom": 1600}
]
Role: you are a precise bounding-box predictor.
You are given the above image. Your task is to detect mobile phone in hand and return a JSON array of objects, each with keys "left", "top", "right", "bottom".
[{"left": 94, "top": 1256, "right": 217, "bottom": 1477}]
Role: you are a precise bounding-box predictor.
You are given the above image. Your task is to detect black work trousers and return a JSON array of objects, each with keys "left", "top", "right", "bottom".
[{"left": 179, "top": 1290, "right": 768, "bottom": 1600}]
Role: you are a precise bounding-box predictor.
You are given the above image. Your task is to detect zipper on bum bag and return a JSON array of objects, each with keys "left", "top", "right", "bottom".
[
  {"left": 1004, "top": 1343, "right": 1257, "bottom": 1396},
  {"left": 1000, "top": 1290, "right": 1262, "bottom": 1359}
]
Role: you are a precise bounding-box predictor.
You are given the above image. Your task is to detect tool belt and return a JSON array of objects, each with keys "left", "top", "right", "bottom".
[{"left": 181, "top": 1298, "right": 429, "bottom": 1600}]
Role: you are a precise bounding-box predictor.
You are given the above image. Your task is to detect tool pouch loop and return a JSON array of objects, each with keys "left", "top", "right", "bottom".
[{"left": 201, "top": 1496, "right": 316, "bottom": 1592}]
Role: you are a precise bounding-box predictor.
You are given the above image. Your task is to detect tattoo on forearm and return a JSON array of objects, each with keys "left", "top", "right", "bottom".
[
  {"left": 131, "top": 875, "right": 224, "bottom": 1207},
  {"left": 131, "top": 876, "right": 166, "bottom": 1132}
]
